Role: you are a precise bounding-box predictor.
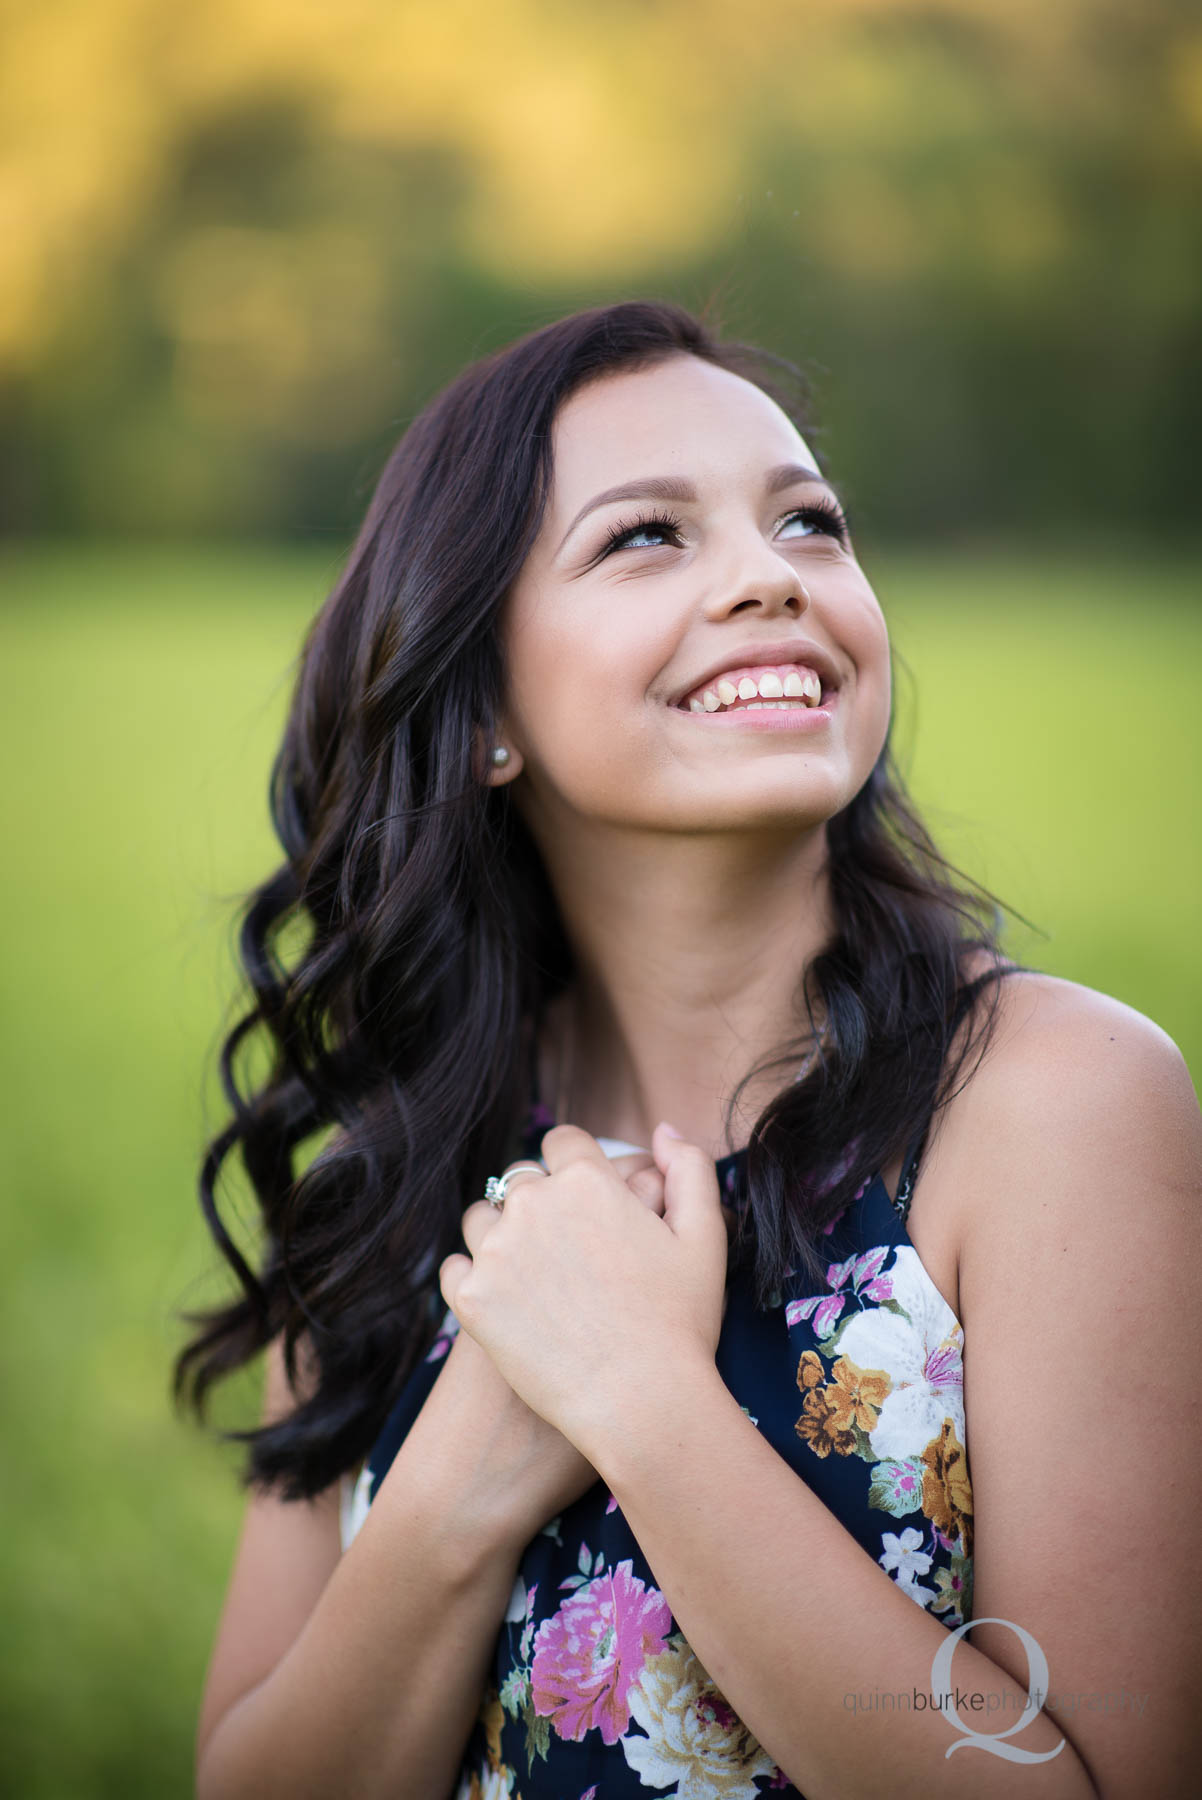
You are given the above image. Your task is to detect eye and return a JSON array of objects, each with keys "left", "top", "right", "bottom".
[
  {"left": 596, "top": 495, "right": 852, "bottom": 560},
  {"left": 599, "top": 509, "right": 685, "bottom": 556},
  {"left": 777, "top": 498, "right": 851, "bottom": 544}
]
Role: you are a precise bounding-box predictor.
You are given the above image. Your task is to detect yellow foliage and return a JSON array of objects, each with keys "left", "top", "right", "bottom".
[
  {"left": 0, "top": 0, "right": 1190, "bottom": 369},
  {"left": 153, "top": 225, "right": 391, "bottom": 441}
]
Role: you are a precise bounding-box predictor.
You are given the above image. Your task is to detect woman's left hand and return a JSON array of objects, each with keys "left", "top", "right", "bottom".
[{"left": 438, "top": 1121, "right": 731, "bottom": 1461}]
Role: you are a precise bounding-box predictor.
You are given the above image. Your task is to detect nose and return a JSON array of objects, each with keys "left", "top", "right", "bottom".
[{"left": 701, "top": 522, "right": 811, "bottom": 621}]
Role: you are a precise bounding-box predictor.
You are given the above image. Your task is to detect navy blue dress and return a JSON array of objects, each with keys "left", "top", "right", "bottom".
[{"left": 340, "top": 1103, "right": 971, "bottom": 1799}]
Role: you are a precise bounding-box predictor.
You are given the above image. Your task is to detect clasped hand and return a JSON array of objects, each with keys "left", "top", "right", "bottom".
[{"left": 438, "top": 1122, "right": 732, "bottom": 1466}]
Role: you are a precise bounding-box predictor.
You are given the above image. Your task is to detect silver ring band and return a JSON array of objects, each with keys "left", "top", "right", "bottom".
[{"left": 483, "top": 1161, "right": 549, "bottom": 1209}]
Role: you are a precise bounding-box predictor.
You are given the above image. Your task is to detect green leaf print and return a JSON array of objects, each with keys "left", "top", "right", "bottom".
[
  {"left": 849, "top": 1421, "right": 876, "bottom": 1462},
  {"left": 499, "top": 1665, "right": 529, "bottom": 1718},
  {"left": 522, "top": 1697, "right": 552, "bottom": 1769}
]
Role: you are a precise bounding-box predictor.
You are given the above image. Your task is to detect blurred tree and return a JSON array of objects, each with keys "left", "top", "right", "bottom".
[{"left": 0, "top": 0, "right": 1197, "bottom": 539}]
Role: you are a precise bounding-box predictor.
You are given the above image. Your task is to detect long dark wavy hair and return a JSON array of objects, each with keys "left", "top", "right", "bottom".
[{"left": 172, "top": 297, "right": 1036, "bottom": 1501}]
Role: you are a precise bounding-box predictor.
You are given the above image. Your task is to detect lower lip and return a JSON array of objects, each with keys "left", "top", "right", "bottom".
[{"left": 673, "top": 689, "right": 839, "bottom": 731}]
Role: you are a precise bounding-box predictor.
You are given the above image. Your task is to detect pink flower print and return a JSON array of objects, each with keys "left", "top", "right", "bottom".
[
  {"left": 924, "top": 1343, "right": 961, "bottom": 1388},
  {"left": 530, "top": 1559, "right": 672, "bottom": 1746},
  {"left": 787, "top": 1289, "right": 845, "bottom": 1337},
  {"left": 786, "top": 1243, "right": 893, "bottom": 1338}
]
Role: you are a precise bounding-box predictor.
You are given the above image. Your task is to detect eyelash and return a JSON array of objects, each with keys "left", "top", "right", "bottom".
[{"left": 598, "top": 496, "right": 852, "bottom": 558}]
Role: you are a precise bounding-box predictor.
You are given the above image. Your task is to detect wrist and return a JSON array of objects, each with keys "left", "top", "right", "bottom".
[
  {"left": 569, "top": 1344, "right": 728, "bottom": 1484},
  {"left": 386, "top": 1340, "right": 541, "bottom": 1566}
]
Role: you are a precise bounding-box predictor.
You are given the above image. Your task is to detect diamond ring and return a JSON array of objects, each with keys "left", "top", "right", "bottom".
[{"left": 483, "top": 1161, "right": 549, "bottom": 1210}]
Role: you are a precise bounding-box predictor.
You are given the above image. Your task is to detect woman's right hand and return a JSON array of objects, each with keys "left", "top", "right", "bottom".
[{"left": 438, "top": 1152, "right": 671, "bottom": 1545}]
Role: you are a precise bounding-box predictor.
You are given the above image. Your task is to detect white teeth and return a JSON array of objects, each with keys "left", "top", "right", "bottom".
[
  {"left": 738, "top": 700, "right": 810, "bottom": 710},
  {"left": 679, "top": 665, "right": 829, "bottom": 713}
]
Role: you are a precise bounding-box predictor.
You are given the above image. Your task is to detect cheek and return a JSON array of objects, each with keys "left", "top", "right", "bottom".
[
  {"left": 510, "top": 598, "right": 660, "bottom": 743},
  {"left": 843, "top": 597, "right": 893, "bottom": 755},
  {"left": 508, "top": 632, "right": 659, "bottom": 799},
  {"left": 849, "top": 594, "right": 891, "bottom": 686}
]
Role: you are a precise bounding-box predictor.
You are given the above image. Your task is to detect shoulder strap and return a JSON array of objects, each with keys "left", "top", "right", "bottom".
[{"left": 890, "top": 1118, "right": 931, "bottom": 1225}]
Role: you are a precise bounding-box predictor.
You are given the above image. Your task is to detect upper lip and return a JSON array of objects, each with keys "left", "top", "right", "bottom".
[{"left": 670, "top": 637, "right": 843, "bottom": 708}]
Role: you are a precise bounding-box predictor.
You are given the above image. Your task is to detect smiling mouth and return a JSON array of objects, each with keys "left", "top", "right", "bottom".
[
  {"left": 673, "top": 661, "right": 838, "bottom": 715},
  {"left": 676, "top": 687, "right": 834, "bottom": 716},
  {"left": 677, "top": 689, "right": 836, "bottom": 714}
]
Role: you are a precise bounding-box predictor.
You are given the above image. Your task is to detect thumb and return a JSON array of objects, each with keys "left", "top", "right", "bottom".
[{"left": 651, "top": 1121, "right": 726, "bottom": 1249}]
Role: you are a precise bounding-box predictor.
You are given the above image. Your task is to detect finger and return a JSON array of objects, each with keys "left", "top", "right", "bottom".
[
  {"left": 497, "top": 1159, "right": 551, "bottom": 1196},
  {"left": 604, "top": 1149, "right": 656, "bottom": 1179},
  {"left": 651, "top": 1122, "right": 728, "bottom": 1258},
  {"left": 605, "top": 1149, "right": 662, "bottom": 1201},
  {"left": 461, "top": 1162, "right": 548, "bottom": 1250},
  {"left": 626, "top": 1163, "right": 667, "bottom": 1214},
  {"left": 460, "top": 1199, "right": 499, "bottom": 1254},
  {"left": 539, "top": 1122, "right": 611, "bottom": 1176},
  {"left": 438, "top": 1250, "right": 471, "bottom": 1312}
]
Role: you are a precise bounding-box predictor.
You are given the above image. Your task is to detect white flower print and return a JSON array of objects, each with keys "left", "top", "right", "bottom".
[
  {"left": 835, "top": 1246, "right": 964, "bottom": 1460},
  {"left": 453, "top": 1767, "right": 511, "bottom": 1800},
  {"left": 504, "top": 1573, "right": 528, "bottom": 1623},
  {"left": 879, "top": 1526, "right": 938, "bottom": 1608},
  {"left": 623, "top": 1635, "right": 778, "bottom": 1798},
  {"left": 339, "top": 1462, "right": 373, "bottom": 1553}
]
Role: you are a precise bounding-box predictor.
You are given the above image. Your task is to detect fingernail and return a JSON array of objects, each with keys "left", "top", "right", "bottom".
[{"left": 658, "top": 1121, "right": 684, "bottom": 1139}]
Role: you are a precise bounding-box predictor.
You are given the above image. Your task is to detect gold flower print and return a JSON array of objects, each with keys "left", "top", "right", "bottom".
[
  {"left": 455, "top": 1687, "right": 524, "bottom": 1800},
  {"left": 826, "top": 1357, "right": 891, "bottom": 1435},
  {"left": 920, "top": 1418, "right": 974, "bottom": 1557},
  {"left": 795, "top": 1352, "right": 890, "bottom": 1458}
]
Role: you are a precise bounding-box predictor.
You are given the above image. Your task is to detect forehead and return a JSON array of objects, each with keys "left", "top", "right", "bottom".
[{"left": 547, "top": 355, "right": 821, "bottom": 503}]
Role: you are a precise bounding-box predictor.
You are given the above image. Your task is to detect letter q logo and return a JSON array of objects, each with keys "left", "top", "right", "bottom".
[{"left": 930, "top": 1617, "right": 1066, "bottom": 1763}]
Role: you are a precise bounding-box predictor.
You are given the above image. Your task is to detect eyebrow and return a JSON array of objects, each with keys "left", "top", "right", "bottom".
[{"left": 555, "top": 461, "right": 839, "bottom": 556}]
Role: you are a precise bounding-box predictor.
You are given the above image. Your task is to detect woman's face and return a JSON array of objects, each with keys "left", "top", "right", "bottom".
[{"left": 492, "top": 353, "right": 892, "bottom": 841}]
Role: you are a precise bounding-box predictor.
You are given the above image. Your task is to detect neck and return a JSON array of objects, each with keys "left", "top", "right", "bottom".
[{"left": 536, "top": 824, "right": 834, "bottom": 1162}]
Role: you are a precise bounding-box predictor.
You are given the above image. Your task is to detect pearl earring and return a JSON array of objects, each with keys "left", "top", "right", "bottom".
[{"left": 491, "top": 745, "right": 510, "bottom": 767}]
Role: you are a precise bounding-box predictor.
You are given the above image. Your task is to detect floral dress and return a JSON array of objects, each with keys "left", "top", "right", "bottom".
[{"left": 339, "top": 1104, "right": 972, "bottom": 1799}]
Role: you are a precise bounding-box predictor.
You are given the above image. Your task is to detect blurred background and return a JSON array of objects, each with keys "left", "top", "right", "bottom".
[{"left": 1, "top": 0, "right": 1198, "bottom": 1793}]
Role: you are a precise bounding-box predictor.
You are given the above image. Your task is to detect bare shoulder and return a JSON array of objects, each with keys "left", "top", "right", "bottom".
[
  {"left": 904, "top": 956, "right": 1199, "bottom": 1321},
  {"left": 940, "top": 966, "right": 1202, "bottom": 1791},
  {"left": 961, "top": 947, "right": 1188, "bottom": 1059},
  {"left": 946, "top": 962, "right": 1200, "bottom": 1199}
]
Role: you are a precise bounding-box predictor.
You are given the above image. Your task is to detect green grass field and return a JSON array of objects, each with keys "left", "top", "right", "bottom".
[{"left": 1, "top": 538, "right": 1198, "bottom": 1796}]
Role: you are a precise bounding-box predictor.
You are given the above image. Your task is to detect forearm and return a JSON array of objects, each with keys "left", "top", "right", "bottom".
[
  {"left": 585, "top": 1359, "right": 1097, "bottom": 1800},
  {"left": 197, "top": 1378, "right": 529, "bottom": 1800}
]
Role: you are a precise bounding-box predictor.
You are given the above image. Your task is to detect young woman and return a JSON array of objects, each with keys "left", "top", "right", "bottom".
[{"left": 177, "top": 300, "right": 1201, "bottom": 1799}]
